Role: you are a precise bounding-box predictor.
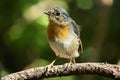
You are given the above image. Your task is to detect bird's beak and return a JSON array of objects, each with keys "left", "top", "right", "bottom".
[{"left": 44, "top": 11, "right": 50, "bottom": 15}]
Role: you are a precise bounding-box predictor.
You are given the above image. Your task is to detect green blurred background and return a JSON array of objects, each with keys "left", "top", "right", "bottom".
[{"left": 0, "top": 0, "right": 120, "bottom": 80}]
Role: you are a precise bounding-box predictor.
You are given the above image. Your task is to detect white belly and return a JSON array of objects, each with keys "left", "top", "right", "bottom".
[{"left": 48, "top": 34, "right": 79, "bottom": 59}]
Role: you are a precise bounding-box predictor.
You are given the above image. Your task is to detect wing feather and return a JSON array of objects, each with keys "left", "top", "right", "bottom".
[{"left": 69, "top": 18, "right": 83, "bottom": 53}]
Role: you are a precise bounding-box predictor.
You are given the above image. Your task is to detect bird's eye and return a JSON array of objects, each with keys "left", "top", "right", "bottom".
[{"left": 56, "top": 12, "right": 60, "bottom": 16}]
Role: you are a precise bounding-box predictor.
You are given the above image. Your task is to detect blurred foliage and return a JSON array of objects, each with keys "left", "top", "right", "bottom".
[
  {"left": 0, "top": 0, "right": 120, "bottom": 80},
  {"left": 76, "top": 0, "right": 93, "bottom": 10}
]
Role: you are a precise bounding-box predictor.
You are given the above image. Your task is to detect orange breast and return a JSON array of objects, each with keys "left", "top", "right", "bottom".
[{"left": 47, "top": 22, "right": 70, "bottom": 40}]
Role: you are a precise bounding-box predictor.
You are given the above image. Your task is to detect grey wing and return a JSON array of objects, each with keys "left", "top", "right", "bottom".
[
  {"left": 70, "top": 19, "right": 80, "bottom": 36},
  {"left": 69, "top": 18, "right": 83, "bottom": 53}
]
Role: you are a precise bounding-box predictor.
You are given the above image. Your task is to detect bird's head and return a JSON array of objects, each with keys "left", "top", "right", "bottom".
[{"left": 44, "top": 7, "right": 69, "bottom": 24}]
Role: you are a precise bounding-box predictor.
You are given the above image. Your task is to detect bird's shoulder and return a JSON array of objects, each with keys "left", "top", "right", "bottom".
[{"left": 68, "top": 17, "right": 80, "bottom": 37}]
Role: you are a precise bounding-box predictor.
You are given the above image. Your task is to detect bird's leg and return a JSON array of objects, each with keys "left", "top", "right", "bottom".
[
  {"left": 49, "top": 57, "right": 58, "bottom": 66},
  {"left": 46, "top": 56, "right": 60, "bottom": 67},
  {"left": 65, "top": 58, "right": 76, "bottom": 67},
  {"left": 69, "top": 57, "right": 76, "bottom": 64},
  {"left": 44, "top": 56, "right": 59, "bottom": 72}
]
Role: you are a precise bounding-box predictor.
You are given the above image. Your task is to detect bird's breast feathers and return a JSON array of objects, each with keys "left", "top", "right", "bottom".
[{"left": 47, "top": 21, "right": 70, "bottom": 40}]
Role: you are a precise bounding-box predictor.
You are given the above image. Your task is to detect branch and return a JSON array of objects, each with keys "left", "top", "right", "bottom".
[{"left": 1, "top": 63, "right": 120, "bottom": 80}]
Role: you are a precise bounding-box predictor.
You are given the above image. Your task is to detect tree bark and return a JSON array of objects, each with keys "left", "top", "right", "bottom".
[{"left": 1, "top": 63, "right": 120, "bottom": 80}]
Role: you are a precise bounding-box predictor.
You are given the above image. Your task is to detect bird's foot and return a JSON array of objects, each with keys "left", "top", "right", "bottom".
[
  {"left": 45, "top": 59, "right": 56, "bottom": 70},
  {"left": 45, "top": 57, "right": 59, "bottom": 69},
  {"left": 64, "top": 58, "right": 76, "bottom": 66}
]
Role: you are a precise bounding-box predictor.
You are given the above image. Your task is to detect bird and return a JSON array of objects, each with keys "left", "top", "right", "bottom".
[{"left": 44, "top": 6, "right": 83, "bottom": 64}]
